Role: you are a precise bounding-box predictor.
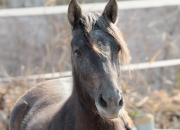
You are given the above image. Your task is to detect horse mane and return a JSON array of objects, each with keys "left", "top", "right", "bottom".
[
  {"left": 121, "top": 108, "right": 134, "bottom": 128},
  {"left": 78, "top": 12, "right": 131, "bottom": 65}
]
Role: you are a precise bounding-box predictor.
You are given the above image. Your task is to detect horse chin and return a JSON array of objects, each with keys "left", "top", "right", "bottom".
[{"left": 100, "top": 114, "right": 119, "bottom": 121}]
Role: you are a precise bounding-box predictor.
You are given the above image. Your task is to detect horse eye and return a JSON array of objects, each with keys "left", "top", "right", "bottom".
[{"left": 74, "top": 49, "right": 81, "bottom": 56}]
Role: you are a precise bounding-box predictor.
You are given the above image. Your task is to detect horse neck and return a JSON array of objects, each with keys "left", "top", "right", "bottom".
[
  {"left": 75, "top": 105, "right": 124, "bottom": 130},
  {"left": 72, "top": 73, "right": 96, "bottom": 114},
  {"left": 71, "top": 71, "right": 124, "bottom": 130}
]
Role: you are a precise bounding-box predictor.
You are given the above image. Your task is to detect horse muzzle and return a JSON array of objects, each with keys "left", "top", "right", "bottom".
[{"left": 95, "top": 90, "right": 124, "bottom": 119}]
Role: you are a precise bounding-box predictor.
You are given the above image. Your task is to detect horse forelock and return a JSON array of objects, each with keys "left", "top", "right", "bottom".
[{"left": 77, "top": 12, "right": 131, "bottom": 65}]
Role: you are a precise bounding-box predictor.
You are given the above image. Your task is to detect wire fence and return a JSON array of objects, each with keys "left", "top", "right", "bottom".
[{"left": 0, "top": 59, "right": 180, "bottom": 82}]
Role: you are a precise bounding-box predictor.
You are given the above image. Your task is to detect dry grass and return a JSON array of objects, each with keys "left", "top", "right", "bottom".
[
  {"left": 124, "top": 85, "right": 180, "bottom": 129},
  {"left": 0, "top": 68, "right": 180, "bottom": 130}
]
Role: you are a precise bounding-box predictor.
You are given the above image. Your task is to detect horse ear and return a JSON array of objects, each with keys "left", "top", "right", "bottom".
[
  {"left": 68, "top": 0, "right": 82, "bottom": 27},
  {"left": 102, "top": 0, "right": 118, "bottom": 24}
]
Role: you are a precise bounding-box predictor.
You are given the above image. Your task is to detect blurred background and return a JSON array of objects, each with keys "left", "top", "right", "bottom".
[{"left": 0, "top": 0, "right": 180, "bottom": 129}]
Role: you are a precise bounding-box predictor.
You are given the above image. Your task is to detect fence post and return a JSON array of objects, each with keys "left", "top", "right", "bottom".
[{"left": 135, "top": 113, "right": 154, "bottom": 130}]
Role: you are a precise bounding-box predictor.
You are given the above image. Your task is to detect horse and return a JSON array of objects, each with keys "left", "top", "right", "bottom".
[{"left": 9, "top": 0, "right": 134, "bottom": 129}]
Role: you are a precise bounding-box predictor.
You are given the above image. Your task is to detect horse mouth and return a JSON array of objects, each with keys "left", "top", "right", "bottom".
[
  {"left": 95, "top": 100, "right": 121, "bottom": 120},
  {"left": 99, "top": 113, "right": 119, "bottom": 120}
]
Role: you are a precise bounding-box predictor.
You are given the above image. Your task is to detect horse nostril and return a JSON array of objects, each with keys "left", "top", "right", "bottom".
[
  {"left": 118, "top": 97, "right": 124, "bottom": 107},
  {"left": 99, "top": 95, "right": 108, "bottom": 108}
]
